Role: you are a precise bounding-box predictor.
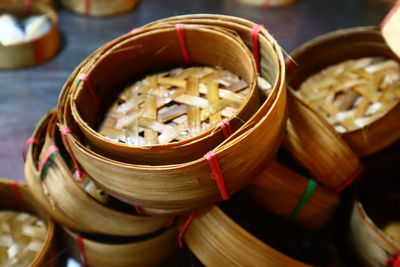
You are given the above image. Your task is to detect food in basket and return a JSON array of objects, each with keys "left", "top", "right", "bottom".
[
  {"left": 0, "top": 211, "right": 47, "bottom": 266},
  {"left": 297, "top": 57, "right": 400, "bottom": 133}
]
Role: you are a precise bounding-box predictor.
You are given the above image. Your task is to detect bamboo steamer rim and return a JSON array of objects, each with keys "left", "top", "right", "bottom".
[
  {"left": 289, "top": 26, "right": 399, "bottom": 136},
  {"left": 233, "top": 0, "right": 296, "bottom": 7},
  {"left": 62, "top": 226, "right": 178, "bottom": 267},
  {"left": 24, "top": 110, "right": 168, "bottom": 236},
  {"left": 350, "top": 200, "right": 400, "bottom": 266},
  {"left": 61, "top": 0, "right": 140, "bottom": 17},
  {"left": 0, "top": 178, "right": 56, "bottom": 267},
  {"left": 56, "top": 15, "right": 286, "bottom": 213},
  {"left": 69, "top": 23, "right": 259, "bottom": 154},
  {"left": 184, "top": 206, "right": 313, "bottom": 266}
]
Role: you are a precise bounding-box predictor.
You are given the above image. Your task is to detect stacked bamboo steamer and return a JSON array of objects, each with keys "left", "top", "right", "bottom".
[
  {"left": 0, "top": 1, "right": 59, "bottom": 69},
  {"left": 23, "top": 110, "right": 178, "bottom": 266},
  {"left": 19, "top": 11, "right": 372, "bottom": 266},
  {"left": 19, "top": 13, "right": 290, "bottom": 266},
  {"left": 56, "top": 14, "right": 287, "bottom": 216}
]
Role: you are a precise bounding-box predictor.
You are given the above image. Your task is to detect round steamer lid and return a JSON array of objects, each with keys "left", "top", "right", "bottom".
[{"left": 381, "top": 1, "right": 400, "bottom": 57}]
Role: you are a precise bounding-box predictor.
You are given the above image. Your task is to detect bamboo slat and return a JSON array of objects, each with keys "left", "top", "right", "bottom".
[
  {"left": 24, "top": 110, "right": 168, "bottom": 236},
  {"left": 233, "top": 0, "right": 296, "bottom": 7},
  {"left": 61, "top": 227, "right": 178, "bottom": 267},
  {"left": 183, "top": 206, "right": 315, "bottom": 266},
  {"left": 289, "top": 26, "right": 400, "bottom": 156},
  {"left": 0, "top": 1, "right": 59, "bottom": 69},
  {"left": 284, "top": 90, "right": 362, "bottom": 190},
  {"left": 0, "top": 179, "right": 57, "bottom": 267},
  {"left": 247, "top": 160, "right": 340, "bottom": 230}
]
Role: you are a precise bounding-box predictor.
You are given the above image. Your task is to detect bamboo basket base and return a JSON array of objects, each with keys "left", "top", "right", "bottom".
[
  {"left": 0, "top": 211, "right": 47, "bottom": 266},
  {"left": 297, "top": 57, "right": 400, "bottom": 134},
  {"left": 219, "top": 193, "right": 335, "bottom": 265},
  {"left": 99, "top": 66, "right": 250, "bottom": 146}
]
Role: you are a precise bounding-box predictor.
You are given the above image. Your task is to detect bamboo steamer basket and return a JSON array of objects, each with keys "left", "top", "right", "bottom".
[
  {"left": 56, "top": 15, "right": 287, "bottom": 214},
  {"left": 288, "top": 26, "right": 400, "bottom": 156},
  {"left": 0, "top": 1, "right": 59, "bottom": 69},
  {"left": 348, "top": 143, "right": 400, "bottom": 267},
  {"left": 24, "top": 110, "right": 168, "bottom": 236},
  {"left": 233, "top": 0, "right": 296, "bottom": 7},
  {"left": 247, "top": 160, "right": 340, "bottom": 230},
  {"left": 0, "top": 179, "right": 57, "bottom": 267},
  {"left": 182, "top": 206, "right": 325, "bottom": 267},
  {"left": 61, "top": 226, "right": 178, "bottom": 267},
  {"left": 348, "top": 201, "right": 400, "bottom": 267},
  {"left": 70, "top": 24, "right": 259, "bottom": 165},
  {"left": 61, "top": 0, "right": 139, "bottom": 17},
  {"left": 284, "top": 90, "right": 362, "bottom": 190}
]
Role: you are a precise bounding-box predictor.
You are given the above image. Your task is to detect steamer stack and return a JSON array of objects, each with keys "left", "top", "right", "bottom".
[{"left": 1, "top": 1, "right": 399, "bottom": 266}]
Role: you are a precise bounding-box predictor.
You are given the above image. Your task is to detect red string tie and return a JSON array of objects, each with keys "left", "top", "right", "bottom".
[
  {"left": 381, "top": 0, "right": 400, "bottom": 28},
  {"left": 218, "top": 119, "right": 233, "bottom": 139},
  {"left": 175, "top": 24, "right": 191, "bottom": 63},
  {"left": 60, "top": 126, "right": 84, "bottom": 182},
  {"left": 387, "top": 252, "right": 400, "bottom": 267},
  {"left": 264, "top": 0, "right": 270, "bottom": 10},
  {"left": 12, "top": 180, "right": 25, "bottom": 211},
  {"left": 252, "top": 24, "right": 264, "bottom": 74},
  {"left": 178, "top": 212, "right": 196, "bottom": 248},
  {"left": 164, "top": 216, "right": 176, "bottom": 228},
  {"left": 134, "top": 205, "right": 144, "bottom": 216},
  {"left": 38, "top": 145, "right": 59, "bottom": 178},
  {"left": 22, "top": 137, "right": 41, "bottom": 162},
  {"left": 77, "top": 235, "right": 88, "bottom": 267},
  {"left": 84, "top": 0, "right": 91, "bottom": 16},
  {"left": 77, "top": 73, "right": 99, "bottom": 114},
  {"left": 23, "top": 0, "right": 32, "bottom": 16},
  {"left": 285, "top": 57, "right": 300, "bottom": 89},
  {"left": 204, "top": 151, "right": 229, "bottom": 201},
  {"left": 335, "top": 167, "right": 364, "bottom": 193}
]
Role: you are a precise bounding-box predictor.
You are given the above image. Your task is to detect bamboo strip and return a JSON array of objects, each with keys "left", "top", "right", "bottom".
[
  {"left": 284, "top": 90, "right": 362, "bottom": 190},
  {"left": 61, "top": 227, "right": 178, "bottom": 267},
  {"left": 247, "top": 160, "right": 340, "bottom": 229},
  {"left": 183, "top": 206, "right": 314, "bottom": 266}
]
